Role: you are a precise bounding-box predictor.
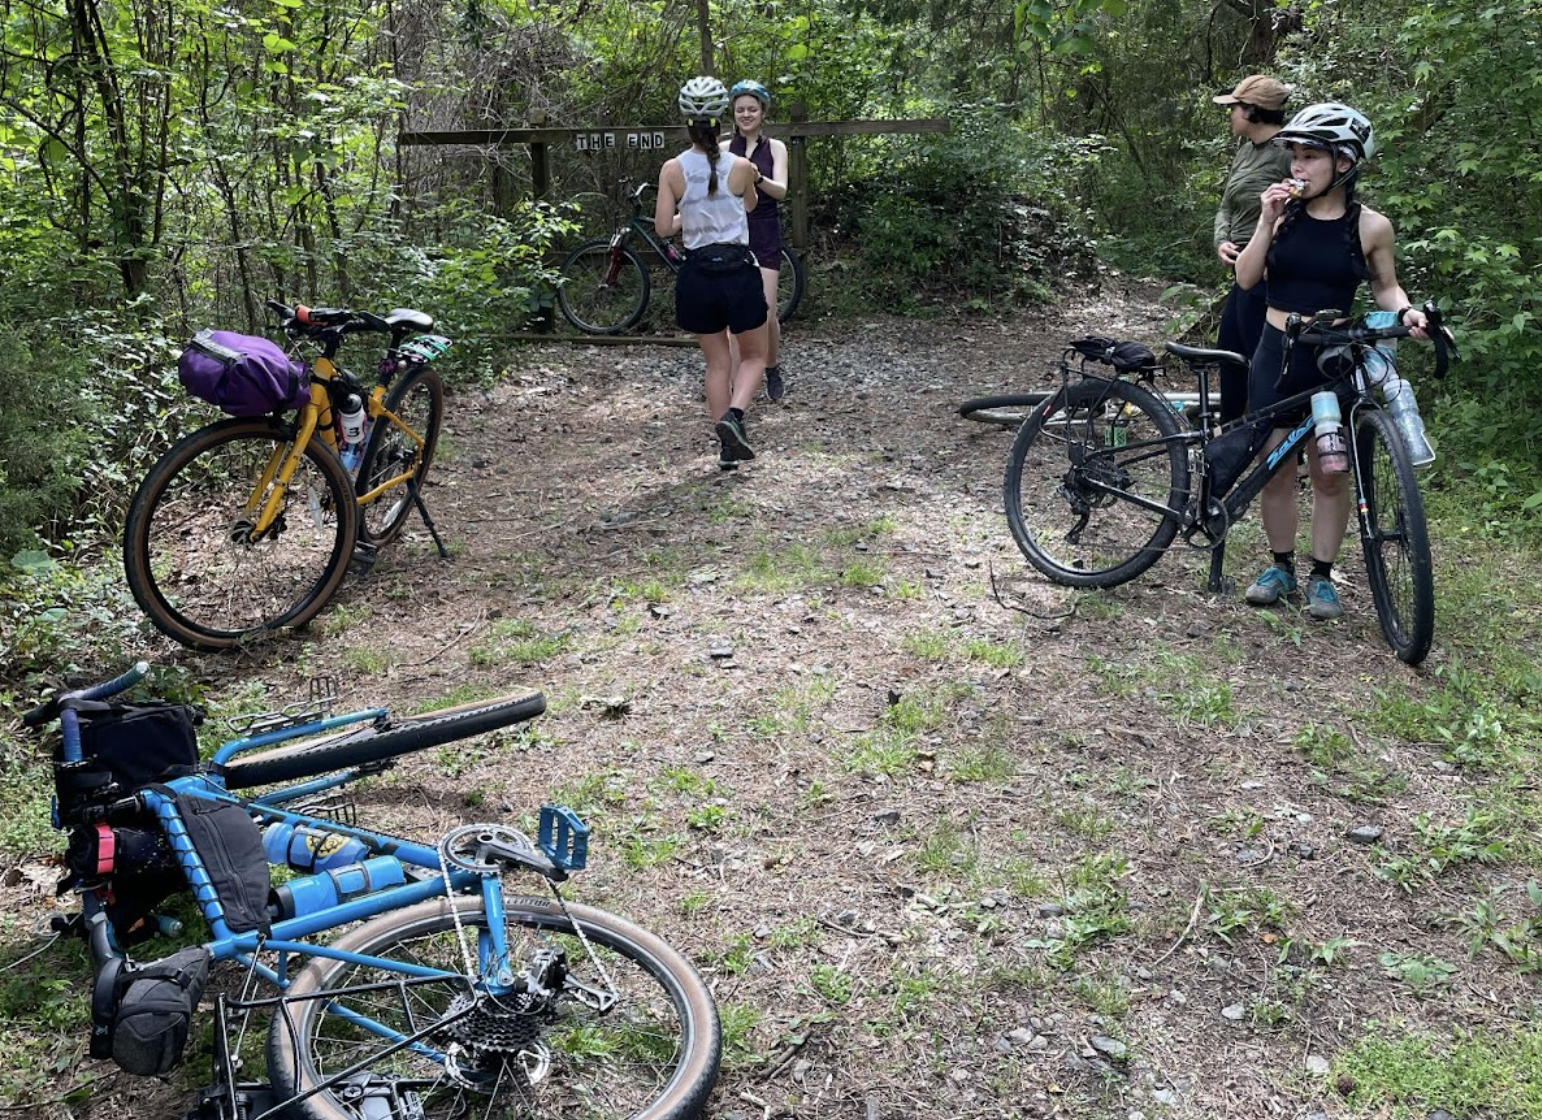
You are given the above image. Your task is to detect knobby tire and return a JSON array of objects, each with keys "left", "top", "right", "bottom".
[
  {"left": 1355, "top": 408, "right": 1435, "bottom": 664},
  {"left": 123, "top": 418, "right": 357, "bottom": 651},
  {"left": 558, "top": 241, "right": 650, "bottom": 334},
  {"left": 1003, "top": 378, "right": 1189, "bottom": 588},
  {"left": 356, "top": 366, "right": 444, "bottom": 545},
  {"left": 776, "top": 246, "right": 804, "bottom": 324}
]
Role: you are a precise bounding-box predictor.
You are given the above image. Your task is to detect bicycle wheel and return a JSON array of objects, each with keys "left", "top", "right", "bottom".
[
  {"left": 1355, "top": 408, "right": 1434, "bottom": 665},
  {"left": 268, "top": 894, "right": 721, "bottom": 1120},
  {"left": 1003, "top": 378, "right": 1189, "bottom": 588},
  {"left": 356, "top": 367, "right": 444, "bottom": 546},
  {"left": 775, "top": 246, "right": 804, "bottom": 324},
  {"left": 959, "top": 392, "right": 1050, "bottom": 428},
  {"left": 124, "top": 418, "right": 356, "bottom": 651},
  {"left": 223, "top": 690, "right": 546, "bottom": 789},
  {"left": 557, "top": 240, "right": 650, "bottom": 334}
]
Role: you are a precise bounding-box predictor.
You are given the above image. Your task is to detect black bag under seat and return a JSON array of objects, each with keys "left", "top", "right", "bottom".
[
  {"left": 93, "top": 946, "right": 211, "bottom": 1076},
  {"left": 56, "top": 700, "right": 202, "bottom": 822},
  {"left": 164, "top": 789, "right": 271, "bottom": 937},
  {"left": 1068, "top": 336, "right": 1158, "bottom": 373}
]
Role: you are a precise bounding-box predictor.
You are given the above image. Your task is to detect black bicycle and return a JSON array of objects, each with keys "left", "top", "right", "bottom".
[
  {"left": 1002, "top": 306, "right": 1457, "bottom": 665},
  {"left": 557, "top": 179, "right": 805, "bottom": 334}
]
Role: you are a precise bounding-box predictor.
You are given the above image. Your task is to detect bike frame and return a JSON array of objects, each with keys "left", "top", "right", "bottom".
[
  {"left": 49, "top": 667, "right": 571, "bottom": 1064},
  {"left": 246, "top": 351, "right": 433, "bottom": 538}
]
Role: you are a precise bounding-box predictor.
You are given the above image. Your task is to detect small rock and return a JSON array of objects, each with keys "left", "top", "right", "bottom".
[
  {"left": 709, "top": 644, "right": 734, "bottom": 659},
  {"left": 1169, "top": 990, "right": 1186, "bottom": 1005},
  {"left": 1221, "top": 1003, "right": 1246, "bottom": 1021},
  {"left": 1240, "top": 780, "right": 1263, "bottom": 790},
  {"left": 835, "top": 909, "right": 858, "bottom": 926},
  {"left": 1346, "top": 825, "right": 1383, "bottom": 845},
  {"left": 1036, "top": 902, "right": 1064, "bottom": 918},
  {"left": 1005, "top": 1027, "right": 1036, "bottom": 1045},
  {"left": 1288, "top": 841, "right": 1319, "bottom": 860},
  {"left": 1428, "top": 1112, "right": 1454, "bottom": 1120},
  {"left": 1150, "top": 1088, "right": 1179, "bottom": 1106},
  {"left": 1089, "top": 1035, "right": 1127, "bottom": 1061},
  {"left": 1305, "top": 1055, "right": 1331, "bottom": 1076},
  {"left": 694, "top": 751, "right": 715, "bottom": 764},
  {"left": 872, "top": 809, "right": 901, "bottom": 826},
  {"left": 791, "top": 1058, "right": 811, "bottom": 1083},
  {"left": 1185, "top": 619, "right": 1211, "bottom": 638}
]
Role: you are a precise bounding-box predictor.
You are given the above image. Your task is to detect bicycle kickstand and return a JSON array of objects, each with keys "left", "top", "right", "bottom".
[
  {"left": 1207, "top": 538, "right": 1231, "bottom": 595},
  {"left": 408, "top": 478, "right": 452, "bottom": 560}
]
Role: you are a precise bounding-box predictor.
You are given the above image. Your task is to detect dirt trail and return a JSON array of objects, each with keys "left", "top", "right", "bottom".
[{"left": 9, "top": 285, "right": 1506, "bottom": 1120}]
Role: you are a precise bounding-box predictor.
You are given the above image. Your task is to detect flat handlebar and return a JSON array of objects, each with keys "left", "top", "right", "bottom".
[{"left": 22, "top": 660, "right": 150, "bottom": 728}]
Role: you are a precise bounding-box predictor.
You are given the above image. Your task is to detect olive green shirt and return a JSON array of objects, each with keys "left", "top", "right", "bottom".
[{"left": 1214, "top": 139, "right": 1293, "bottom": 250}]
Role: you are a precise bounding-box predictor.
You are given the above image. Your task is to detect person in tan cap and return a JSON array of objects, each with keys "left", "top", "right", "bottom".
[{"left": 1211, "top": 75, "right": 1293, "bottom": 423}]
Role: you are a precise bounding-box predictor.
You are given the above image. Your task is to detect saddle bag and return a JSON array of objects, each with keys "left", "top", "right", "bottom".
[
  {"left": 178, "top": 329, "right": 310, "bottom": 416},
  {"left": 93, "top": 946, "right": 211, "bottom": 1076}
]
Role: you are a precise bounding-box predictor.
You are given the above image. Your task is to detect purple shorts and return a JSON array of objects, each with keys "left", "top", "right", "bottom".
[{"left": 747, "top": 215, "right": 783, "bottom": 268}]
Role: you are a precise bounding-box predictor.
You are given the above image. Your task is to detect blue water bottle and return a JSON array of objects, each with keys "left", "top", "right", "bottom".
[{"left": 263, "top": 820, "right": 371, "bottom": 873}]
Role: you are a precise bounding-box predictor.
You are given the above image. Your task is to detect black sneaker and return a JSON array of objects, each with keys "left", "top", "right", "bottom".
[
  {"left": 765, "top": 365, "right": 786, "bottom": 403},
  {"left": 715, "top": 413, "right": 755, "bottom": 463},
  {"left": 717, "top": 446, "right": 739, "bottom": 471}
]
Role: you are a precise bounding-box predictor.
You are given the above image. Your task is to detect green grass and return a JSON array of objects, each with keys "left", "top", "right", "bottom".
[
  {"left": 949, "top": 744, "right": 1017, "bottom": 783},
  {"left": 1334, "top": 1023, "right": 1542, "bottom": 1118},
  {"left": 963, "top": 637, "right": 1024, "bottom": 669},
  {"left": 735, "top": 543, "right": 832, "bottom": 593},
  {"left": 468, "top": 619, "right": 570, "bottom": 667}
]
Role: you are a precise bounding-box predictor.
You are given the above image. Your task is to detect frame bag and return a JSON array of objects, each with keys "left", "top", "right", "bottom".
[{"left": 178, "top": 329, "right": 309, "bottom": 416}]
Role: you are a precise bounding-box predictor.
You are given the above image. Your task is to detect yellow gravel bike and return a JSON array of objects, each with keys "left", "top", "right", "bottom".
[{"left": 125, "top": 301, "right": 451, "bottom": 651}]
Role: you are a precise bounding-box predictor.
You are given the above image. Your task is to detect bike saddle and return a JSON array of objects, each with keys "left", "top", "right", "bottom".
[{"left": 1164, "top": 341, "right": 1248, "bottom": 366}]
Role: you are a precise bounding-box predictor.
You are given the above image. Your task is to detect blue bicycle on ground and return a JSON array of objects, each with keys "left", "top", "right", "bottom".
[{"left": 21, "top": 663, "right": 721, "bottom": 1120}]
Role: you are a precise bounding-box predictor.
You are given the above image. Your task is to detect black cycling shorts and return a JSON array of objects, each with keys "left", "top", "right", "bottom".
[
  {"left": 676, "top": 247, "right": 767, "bottom": 336},
  {"left": 1249, "top": 322, "right": 1330, "bottom": 427}
]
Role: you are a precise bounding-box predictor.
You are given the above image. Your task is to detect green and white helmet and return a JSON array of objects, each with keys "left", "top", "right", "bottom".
[
  {"left": 678, "top": 76, "right": 730, "bottom": 120},
  {"left": 1274, "top": 102, "right": 1376, "bottom": 163}
]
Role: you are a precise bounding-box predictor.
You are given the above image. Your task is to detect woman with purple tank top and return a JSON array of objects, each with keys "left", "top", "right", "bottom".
[{"left": 724, "top": 80, "right": 790, "bottom": 402}]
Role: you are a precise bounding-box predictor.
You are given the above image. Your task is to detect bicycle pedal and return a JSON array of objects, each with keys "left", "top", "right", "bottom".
[
  {"left": 348, "top": 541, "right": 380, "bottom": 575},
  {"left": 539, "top": 805, "right": 589, "bottom": 872}
]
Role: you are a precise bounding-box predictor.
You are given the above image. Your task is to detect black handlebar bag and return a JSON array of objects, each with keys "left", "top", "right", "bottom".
[{"left": 56, "top": 700, "right": 202, "bottom": 823}]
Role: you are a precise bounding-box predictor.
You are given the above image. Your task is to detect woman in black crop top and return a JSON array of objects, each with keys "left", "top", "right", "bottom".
[{"left": 1233, "top": 103, "right": 1432, "bottom": 622}]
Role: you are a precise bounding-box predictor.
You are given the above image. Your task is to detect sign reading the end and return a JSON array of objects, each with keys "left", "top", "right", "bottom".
[{"left": 575, "top": 131, "right": 670, "bottom": 152}]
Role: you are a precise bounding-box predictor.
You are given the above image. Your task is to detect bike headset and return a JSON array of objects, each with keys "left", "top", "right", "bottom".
[{"left": 1272, "top": 102, "right": 1375, "bottom": 200}]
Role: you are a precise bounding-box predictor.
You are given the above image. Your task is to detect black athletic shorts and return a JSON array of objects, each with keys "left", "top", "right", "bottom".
[
  {"left": 676, "top": 245, "right": 767, "bottom": 336},
  {"left": 1249, "top": 323, "right": 1330, "bottom": 427}
]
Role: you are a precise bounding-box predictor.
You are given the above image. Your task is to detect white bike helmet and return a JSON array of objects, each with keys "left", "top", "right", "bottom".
[
  {"left": 678, "top": 76, "right": 730, "bottom": 120},
  {"left": 1274, "top": 102, "right": 1376, "bottom": 163}
]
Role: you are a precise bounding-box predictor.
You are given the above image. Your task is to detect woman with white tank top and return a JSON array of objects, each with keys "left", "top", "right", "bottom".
[{"left": 656, "top": 76, "right": 769, "bottom": 470}]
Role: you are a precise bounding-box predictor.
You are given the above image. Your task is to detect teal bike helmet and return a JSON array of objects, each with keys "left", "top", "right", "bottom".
[{"left": 729, "top": 80, "right": 771, "bottom": 109}]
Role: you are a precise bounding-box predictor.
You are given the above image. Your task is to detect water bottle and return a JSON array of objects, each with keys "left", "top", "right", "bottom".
[
  {"left": 1310, "top": 390, "right": 1349, "bottom": 474},
  {"left": 337, "top": 393, "right": 367, "bottom": 472},
  {"left": 263, "top": 820, "right": 371, "bottom": 873},
  {"left": 270, "top": 855, "right": 406, "bottom": 921},
  {"left": 1385, "top": 381, "right": 1436, "bottom": 467}
]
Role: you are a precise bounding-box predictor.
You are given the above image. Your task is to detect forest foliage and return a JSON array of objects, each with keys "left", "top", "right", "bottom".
[{"left": 0, "top": 0, "right": 1538, "bottom": 567}]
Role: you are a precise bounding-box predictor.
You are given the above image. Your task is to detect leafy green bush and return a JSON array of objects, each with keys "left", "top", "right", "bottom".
[
  {"left": 844, "top": 105, "right": 1099, "bottom": 310},
  {"left": 364, "top": 200, "right": 577, "bottom": 379}
]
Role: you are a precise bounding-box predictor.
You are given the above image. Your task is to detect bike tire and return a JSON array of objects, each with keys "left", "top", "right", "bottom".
[
  {"left": 268, "top": 894, "right": 722, "bottom": 1120},
  {"left": 356, "top": 366, "right": 444, "bottom": 546},
  {"left": 1355, "top": 408, "right": 1435, "bottom": 665},
  {"left": 776, "top": 246, "right": 804, "bottom": 324},
  {"left": 222, "top": 690, "right": 546, "bottom": 789},
  {"left": 557, "top": 240, "right": 650, "bottom": 334},
  {"left": 959, "top": 392, "right": 1049, "bottom": 428},
  {"left": 123, "top": 418, "right": 357, "bottom": 651},
  {"left": 1003, "top": 378, "right": 1189, "bottom": 588}
]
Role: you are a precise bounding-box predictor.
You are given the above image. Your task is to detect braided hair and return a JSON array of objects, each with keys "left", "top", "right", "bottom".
[{"left": 687, "top": 119, "right": 722, "bottom": 194}]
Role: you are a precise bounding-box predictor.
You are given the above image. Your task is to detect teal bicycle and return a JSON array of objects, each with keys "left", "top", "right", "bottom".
[{"left": 22, "top": 663, "right": 721, "bottom": 1119}]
